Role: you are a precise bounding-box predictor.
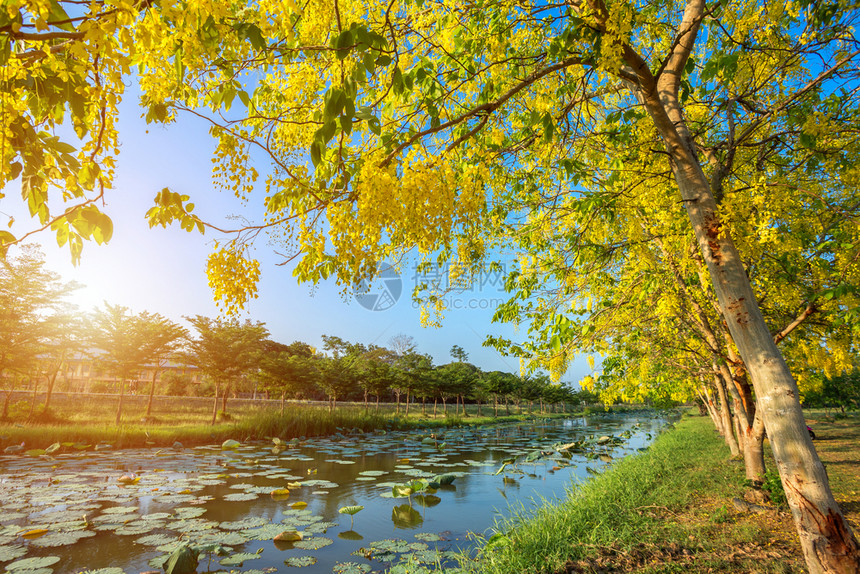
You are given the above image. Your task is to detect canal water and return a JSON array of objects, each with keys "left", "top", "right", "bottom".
[{"left": 0, "top": 412, "right": 676, "bottom": 573}]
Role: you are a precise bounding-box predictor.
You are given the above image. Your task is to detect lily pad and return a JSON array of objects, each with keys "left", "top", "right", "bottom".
[
  {"left": 100, "top": 506, "right": 138, "bottom": 515},
  {"left": 30, "top": 530, "right": 95, "bottom": 547},
  {"left": 5, "top": 556, "right": 60, "bottom": 570},
  {"left": 293, "top": 536, "right": 333, "bottom": 550},
  {"left": 413, "top": 532, "right": 443, "bottom": 542},
  {"left": 283, "top": 555, "right": 317, "bottom": 567},
  {"left": 0, "top": 545, "right": 28, "bottom": 562},
  {"left": 220, "top": 517, "right": 269, "bottom": 531},
  {"left": 224, "top": 493, "right": 258, "bottom": 502},
  {"left": 333, "top": 562, "right": 372, "bottom": 574},
  {"left": 136, "top": 534, "right": 177, "bottom": 547},
  {"left": 219, "top": 552, "right": 261, "bottom": 566}
]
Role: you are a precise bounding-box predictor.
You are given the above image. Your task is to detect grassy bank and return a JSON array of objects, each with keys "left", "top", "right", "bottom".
[
  {"left": 0, "top": 392, "right": 584, "bottom": 451},
  {"left": 461, "top": 411, "right": 860, "bottom": 574}
]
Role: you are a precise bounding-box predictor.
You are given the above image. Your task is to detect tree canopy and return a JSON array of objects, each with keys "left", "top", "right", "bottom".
[{"left": 3, "top": 0, "right": 860, "bottom": 569}]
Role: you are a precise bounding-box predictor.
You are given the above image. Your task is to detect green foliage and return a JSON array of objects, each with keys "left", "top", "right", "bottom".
[
  {"left": 761, "top": 470, "right": 787, "bottom": 507},
  {"left": 162, "top": 372, "right": 192, "bottom": 396},
  {"left": 162, "top": 543, "right": 198, "bottom": 574},
  {"left": 803, "top": 369, "right": 860, "bottom": 411}
]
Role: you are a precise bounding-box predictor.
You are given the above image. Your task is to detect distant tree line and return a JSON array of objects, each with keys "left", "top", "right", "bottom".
[{"left": 1, "top": 247, "right": 596, "bottom": 424}]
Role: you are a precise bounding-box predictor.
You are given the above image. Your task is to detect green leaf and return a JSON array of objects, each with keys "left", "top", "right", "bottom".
[
  {"left": 392, "top": 67, "right": 403, "bottom": 96},
  {"left": 324, "top": 89, "right": 345, "bottom": 121},
  {"left": 243, "top": 24, "right": 266, "bottom": 51},
  {"left": 46, "top": 0, "right": 74, "bottom": 31},
  {"left": 338, "top": 505, "right": 364, "bottom": 516},
  {"left": 310, "top": 141, "right": 322, "bottom": 167},
  {"left": 336, "top": 29, "right": 354, "bottom": 59},
  {"left": 367, "top": 116, "right": 381, "bottom": 135},
  {"left": 163, "top": 544, "right": 199, "bottom": 574}
]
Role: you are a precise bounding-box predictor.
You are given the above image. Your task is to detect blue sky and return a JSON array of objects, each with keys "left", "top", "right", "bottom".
[{"left": 3, "top": 90, "right": 591, "bottom": 383}]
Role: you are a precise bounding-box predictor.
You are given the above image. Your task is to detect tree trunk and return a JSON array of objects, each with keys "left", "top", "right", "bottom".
[
  {"left": 493, "top": 393, "right": 498, "bottom": 417},
  {"left": 211, "top": 382, "right": 219, "bottom": 425},
  {"left": 405, "top": 391, "right": 411, "bottom": 416},
  {"left": 433, "top": 397, "right": 437, "bottom": 418},
  {"left": 28, "top": 376, "right": 38, "bottom": 419},
  {"left": 145, "top": 367, "right": 160, "bottom": 418},
  {"left": 221, "top": 383, "right": 229, "bottom": 415},
  {"left": 714, "top": 371, "right": 740, "bottom": 456},
  {"left": 376, "top": 394, "right": 380, "bottom": 413},
  {"left": 739, "top": 406, "right": 767, "bottom": 483},
  {"left": 44, "top": 369, "right": 60, "bottom": 413},
  {"left": 631, "top": 39, "right": 860, "bottom": 568},
  {"left": 115, "top": 379, "right": 125, "bottom": 426},
  {"left": 281, "top": 392, "right": 286, "bottom": 416},
  {"left": 1, "top": 390, "right": 10, "bottom": 419},
  {"left": 698, "top": 386, "right": 723, "bottom": 434}
]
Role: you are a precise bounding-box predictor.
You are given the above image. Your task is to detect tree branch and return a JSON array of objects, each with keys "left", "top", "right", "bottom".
[{"left": 380, "top": 56, "right": 584, "bottom": 167}]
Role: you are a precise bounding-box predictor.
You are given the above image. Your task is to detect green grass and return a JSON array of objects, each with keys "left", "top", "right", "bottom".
[
  {"left": 441, "top": 413, "right": 812, "bottom": 574},
  {"left": 0, "top": 392, "right": 587, "bottom": 450},
  {"left": 471, "top": 415, "right": 737, "bottom": 574}
]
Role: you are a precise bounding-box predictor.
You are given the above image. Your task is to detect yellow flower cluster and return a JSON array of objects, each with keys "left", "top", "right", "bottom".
[{"left": 206, "top": 244, "right": 261, "bottom": 315}]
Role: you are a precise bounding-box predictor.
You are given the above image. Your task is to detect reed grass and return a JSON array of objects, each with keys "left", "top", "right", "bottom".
[{"left": 0, "top": 392, "right": 586, "bottom": 451}]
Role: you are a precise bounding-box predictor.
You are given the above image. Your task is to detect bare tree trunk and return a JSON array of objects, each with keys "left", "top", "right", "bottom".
[
  {"left": 405, "top": 391, "right": 411, "bottom": 416},
  {"left": 115, "top": 379, "right": 126, "bottom": 426},
  {"left": 493, "top": 393, "right": 498, "bottom": 417},
  {"left": 44, "top": 369, "right": 60, "bottom": 413},
  {"left": 28, "top": 376, "right": 38, "bottom": 419},
  {"left": 714, "top": 371, "right": 740, "bottom": 456},
  {"left": 145, "top": 367, "right": 160, "bottom": 418},
  {"left": 631, "top": 30, "right": 860, "bottom": 567},
  {"left": 281, "top": 392, "right": 286, "bottom": 416},
  {"left": 211, "top": 382, "right": 219, "bottom": 425},
  {"left": 698, "top": 386, "right": 723, "bottom": 435},
  {"left": 740, "top": 407, "right": 767, "bottom": 483},
  {"left": 433, "top": 397, "right": 437, "bottom": 418},
  {"left": 1, "top": 390, "right": 10, "bottom": 419},
  {"left": 221, "top": 382, "right": 230, "bottom": 415}
]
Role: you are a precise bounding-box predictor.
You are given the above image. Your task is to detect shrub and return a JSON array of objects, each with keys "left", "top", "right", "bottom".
[{"left": 761, "top": 469, "right": 787, "bottom": 506}]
